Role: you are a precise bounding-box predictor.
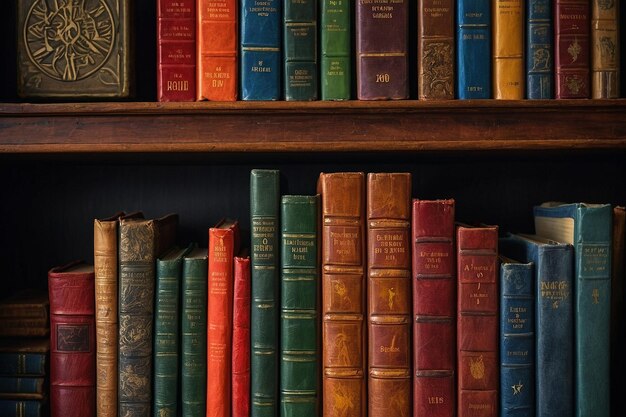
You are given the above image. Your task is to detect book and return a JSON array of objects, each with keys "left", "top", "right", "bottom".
[
  {"left": 0, "top": 290, "right": 49, "bottom": 337},
  {"left": 591, "top": 0, "right": 620, "bottom": 98},
  {"left": 457, "top": 0, "right": 491, "bottom": 99},
  {"left": 0, "top": 377, "right": 44, "bottom": 395},
  {"left": 356, "top": 0, "right": 409, "bottom": 100},
  {"left": 0, "top": 399, "right": 44, "bottom": 417},
  {"left": 157, "top": 0, "right": 196, "bottom": 101},
  {"left": 240, "top": 0, "right": 281, "bottom": 100},
  {"left": 284, "top": 0, "right": 318, "bottom": 101},
  {"left": 0, "top": 338, "right": 49, "bottom": 376},
  {"left": 555, "top": 0, "right": 590, "bottom": 98},
  {"left": 412, "top": 199, "right": 455, "bottom": 417},
  {"left": 250, "top": 169, "right": 280, "bottom": 417},
  {"left": 534, "top": 202, "right": 611, "bottom": 417},
  {"left": 48, "top": 261, "right": 96, "bottom": 417},
  {"left": 207, "top": 219, "right": 240, "bottom": 417},
  {"left": 493, "top": 0, "right": 524, "bottom": 99},
  {"left": 456, "top": 224, "right": 498, "bottom": 417},
  {"left": 317, "top": 172, "right": 366, "bottom": 417},
  {"left": 526, "top": 0, "right": 554, "bottom": 99},
  {"left": 418, "top": 0, "right": 455, "bottom": 99},
  {"left": 280, "top": 195, "right": 319, "bottom": 417},
  {"left": 611, "top": 207, "right": 625, "bottom": 417},
  {"left": 197, "top": 0, "right": 238, "bottom": 101},
  {"left": 320, "top": 0, "right": 351, "bottom": 100},
  {"left": 232, "top": 251, "right": 251, "bottom": 417}
]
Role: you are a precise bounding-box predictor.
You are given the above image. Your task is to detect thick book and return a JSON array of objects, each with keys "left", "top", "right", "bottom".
[
  {"left": 240, "top": 0, "right": 281, "bottom": 100},
  {"left": 526, "top": 0, "right": 554, "bottom": 99},
  {"left": 232, "top": 251, "right": 251, "bottom": 417},
  {"left": 591, "top": 0, "right": 620, "bottom": 98},
  {"left": 284, "top": 0, "right": 318, "bottom": 101},
  {"left": 555, "top": 0, "right": 590, "bottom": 98},
  {"left": 0, "top": 399, "right": 44, "bottom": 417},
  {"left": 250, "top": 169, "right": 280, "bottom": 417},
  {"left": 207, "top": 219, "right": 241, "bottom": 417},
  {"left": 412, "top": 199, "right": 455, "bottom": 417},
  {"left": 0, "top": 290, "right": 49, "bottom": 337},
  {"left": 197, "top": 0, "right": 238, "bottom": 101},
  {"left": 534, "top": 202, "right": 611, "bottom": 417},
  {"left": 356, "top": 0, "right": 409, "bottom": 100},
  {"left": 0, "top": 338, "right": 49, "bottom": 376},
  {"left": 0, "top": 377, "right": 45, "bottom": 394},
  {"left": 456, "top": 224, "right": 498, "bottom": 417},
  {"left": 418, "top": 0, "right": 454, "bottom": 99},
  {"left": 320, "top": 0, "right": 351, "bottom": 100},
  {"left": 48, "top": 261, "right": 96, "bottom": 417},
  {"left": 317, "top": 172, "right": 366, "bottom": 417},
  {"left": 493, "top": 0, "right": 524, "bottom": 99},
  {"left": 611, "top": 207, "right": 625, "bottom": 417},
  {"left": 280, "top": 196, "right": 319, "bottom": 417},
  {"left": 457, "top": 0, "right": 491, "bottom": 99}
]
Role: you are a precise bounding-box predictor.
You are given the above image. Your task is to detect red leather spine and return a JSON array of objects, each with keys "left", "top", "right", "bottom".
[
  {"left": 48, "top": 261, "right": 96, "bottom": 417},
  {"left": 412, "top": 199, "right": 455, "bottom": 417},
  {"left": 232, "top": 253, "right": 251, "bottom": 417},
  {"left": 555, "top": 0, "right": 590, "bottom": 98}
]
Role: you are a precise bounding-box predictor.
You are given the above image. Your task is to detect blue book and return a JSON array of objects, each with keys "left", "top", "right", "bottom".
[
  {"left": 457, "top": 0, "right": 491, "bottom": 98},
  {"left": 534, "top": 203, "right": 612, "bottom": 417},
  {"left": 0, "top": 377, "right": 44, "bottom": 394},
  {"left": 241, "top": 0, "right": 281, "bottom": 100},
  {"left": 526, "top": 0, "right": 553, "bottom": 99},
  {"left": 0, "top": 400, "right": 44, "bottom": 417},
  {"left": 0, "top": 353, "right": 45, "bottom": 377}
]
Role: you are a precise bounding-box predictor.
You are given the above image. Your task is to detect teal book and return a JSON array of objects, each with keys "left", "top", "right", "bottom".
[
  {"left": 284, "top": 0, "right": 318, "bottom": 100},
  {"left": 534, "top": 202, "right": 612, "bottom": 417},
  {"left": 280, "top": 195, "right": 319, "bottom": 417},
  {"left": 250, "top": 169, "right": 280, "bottom": 417},
  {"left": 320, "top": 0, "right": 350, "bottom": 100}
]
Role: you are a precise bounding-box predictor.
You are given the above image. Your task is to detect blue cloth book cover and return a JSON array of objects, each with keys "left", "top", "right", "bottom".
[
  {"left": 526, "top": 0, "right": 553, "bottom": 99},
  {"left": 457, "top": 0, "right": 491, "bottom": 98}
]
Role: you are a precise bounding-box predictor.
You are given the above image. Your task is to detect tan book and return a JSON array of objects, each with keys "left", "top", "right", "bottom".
[
  {"left": 493, "top": 0, "right": 524, "bottom": 99},
  {"left": 592, "top": 0, "right": 620, "bottom": 98}
]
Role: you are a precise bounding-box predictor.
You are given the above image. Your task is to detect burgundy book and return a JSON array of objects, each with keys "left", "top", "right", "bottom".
[
  {"left": 456, "top": 225, "right": 498, "bottom": 417},
  {"left": 48, "top": 261, "right": 96, "bottom": 417},
  {"left": 232, "top": 250, "right": 250, "bottom": 417},
  {"left": 555, "top": 0, "right": 590, "bottom": 98},
  {"left": 413, "top": 199, "right": 455, "bottom": 417}
]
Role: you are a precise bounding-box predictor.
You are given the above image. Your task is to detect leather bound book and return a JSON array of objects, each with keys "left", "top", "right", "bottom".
[
  {"left": 0, "top": 377, "right": 45, "bottom": 395},
  {"left": 48, "top": 261, "right": 96, "bottom": 417},
  {"left": 232, "top": 251, "right": 251, "bottom": 417},
  {"left": 418, "top": 0, "right": 454, "bottom": 99},
  {"left": 198, "top": 0, "right": 238, "bottom": 101},
  {"left": 284, "top": 0, "right": 318, "bottom": 101},
  {"left": 0, "top": 399, "right": 44, "bottom": 417},
  {"left": 526, "top": 0, "right": 554, "bottom": 99},
  {"left": 591, "top": 0, "right": 620, "bottom": 98},
  {"left": 207, "top": 220, "right": 241, "bottom": 417},
  {"left": 555, "top": 0, "right": 590, "bottom": 98},
  {"left": 611, "top": 207, "right": 625, "bottom": 417},
  {"left": 0, "top": 290, "right": 49, "bottom": 337},
  {"left": 356, "top": 0, "right": 409, "bottom": 100},
  {"left": 457, "top": 0, "right": 491, "bottom": 99},
  {"left": 0, "top": 338, "right": 49, "bottom": 376},
  {"left": 456, "top": 225, "right": 498, "bottom": 417},
  {"left": 412, "top": 199, "right": 455, "bottom": 417},
  {"left": 157, "top": 0, "right": 196, "bottom": 101},
  {"left": 317, "top": 172, "right": 366, "bottom": 417},
  {"left": 320, "top": 0, "right": 351, "bottom": 100},
  {"left": 493, "top": 0, "right": 524, "bottom": 99}
]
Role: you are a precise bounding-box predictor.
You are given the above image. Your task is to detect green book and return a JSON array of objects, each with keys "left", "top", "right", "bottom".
[
  {"left": 250, "top": 169, "right": 280, "bottom": 417},
  {"left": 320, "top": 0, "right": 351, "bottom": 100},
  {"left": 284, "top": 0, "right": 318, "bottom": 101},
  {"left": 280, "top": 195, "right": 319, "bottom": 417}
]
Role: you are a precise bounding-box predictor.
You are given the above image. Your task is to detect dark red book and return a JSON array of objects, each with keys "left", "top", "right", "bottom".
[
  {"left": 232, "top": 250, "right": 250, "bottom": 417},
  {"left": 555, "top": 0, "right": 590, "bottom": 98},
  {"left": 48, "top": 261, "right": 96, "bottom": 417}
]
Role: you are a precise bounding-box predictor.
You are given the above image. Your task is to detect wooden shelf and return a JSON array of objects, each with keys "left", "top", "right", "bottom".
[{"left": 1, "top": 100, "right": 626, "bottom": 153}]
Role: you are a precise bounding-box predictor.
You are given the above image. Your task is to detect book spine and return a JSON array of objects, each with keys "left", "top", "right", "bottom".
[
  {"left": 250, "top": 170, "right": 280, "bottom": 417},
  {"left": 555, "top": 0, "right": 590, "bottom": 98},
  {"left": 493, "top": 0, "right": 524, "bottom": 99},
  {"left": 0, "top": 400, "right": 43, "bottom": 417},
  {"left": 0, "top": 353, "right": 46, "bottom": 376},
  {"left": 0, "top": 306, "right": 47, "bottom": 320},
  {"left": 284, "top": 0, "right": 318, "bottom": 101},
  {"left": 320, "top": 0, "right": 351, "bottom": 100},
  {"left": 457, "top": 0, "right": 491, "bottom": 98},
  {"left": 526, "top": 0, "right": 554, "bottom": 99},
  {"left": 457, "top": 226, "right": 498, "bottom": 417},
  {"left": 0, "top": 377, "right": 44, "bottom": 394},
  {"left": 418, "top": 0, "right": 454, "bottom": 99},
  {"left": 157, "top": 0, "right": 196, "bottom": 101},
  {"left": 240, "top": 0, "right": 281, "bottom": 100},
  {"left": 412, "top": 199, "right": 455, "bottom": 417},
  {"left": 0, "top": 328, "right": 49, "bottom": 338},
  {"left": 356, "top": 0, "right": 409, "bottom": 100},
  {"left": 611, "top": 207, "right": 626, "bottom": 417},
  {"left": 0, "top": 319, "right": 48, "bottom": 329},
  {"left": 280, "top": 195, "right": 319, "bottom": 417},
  {"left": 232, "top": 254, "right": 251, "bottom": 417},
  {"left": 198, "top": 0, "right": 238, "bottom": 101},
  {"left": 591, "top": 0, "right": 620, "bottom": 98}
]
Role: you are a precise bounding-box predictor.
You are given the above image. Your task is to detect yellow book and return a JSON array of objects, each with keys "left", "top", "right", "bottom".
[{"left": 493, "top": 0, "right": 524, "bottom": 99}]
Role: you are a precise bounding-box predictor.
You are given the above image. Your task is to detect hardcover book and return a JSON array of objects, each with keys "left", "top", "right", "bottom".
[
  {"left": 457, "top": 0, "right": 491, "bottom": 98},
  {"left": 526, "top": 0, "right": 554, "bottom": 99},
  {"left": 232, "top": 251, "right": 251, "bottom": 417},
  {"left": 418, "top": 0, "right": 454, "bottom": 99},
  {"left": 0, "top": 399, "right": 44, "bottom": 417},
  {"left": 0, "top": 290, "right": 49, "bottom": 337},
  {"left": 284, "top": 0, "right": 318, "bottom": 101},
  {"left": 320, "top": 0, "right": 351, "bottom": 100},
  {"left": 611, "top": 207, "right": 625, "bottom": 417},
  {"left": 0, "top": 377, "right": 45, "bottom": 395},
  {"left": 591, "top": 0, "right": 620, "bottom": 98},
  {"left": 493, "top": 0, "right": 524, "bottom": 99},
  {"left": 0, "top": 338, "right": 49, "bottom": 377},
  {"left": 555, "top": 0, "right": 590, "bottom": 98}
]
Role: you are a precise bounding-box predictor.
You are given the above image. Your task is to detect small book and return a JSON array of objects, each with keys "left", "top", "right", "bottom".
[
  {"left": 284, "top": 0, "right": 318, "bottom": 101},
  {"left": 457, "top": 0, "right": 491, "bottom": 99},
  {"left": 232, "top": 250, "right": 251, "bottom": 417},
  {"left": 555, "top": 0, "right": 590, "bottom": 98},
  {"left": 526, "top": 0, "right": 554, "bottom": 99},
  {"left": 320, "top": 0, "right": 351, "bottom": 100},
  {"left": 0, "top": 338, "right": 49, "bottom": 377},
  {"left": 0, "top": 290, "right": 49, "bottom": 337},
  {"left": 0, "top": 399, "right": 45, "bottom": 417},
  {"left": 493, "top": 0, "right": 524, "bottom": 99},
  {"left": 591, "top": 0, "right": 620, "bottom": 98}
]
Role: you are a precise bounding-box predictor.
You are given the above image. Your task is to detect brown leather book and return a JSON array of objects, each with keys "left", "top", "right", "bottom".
[
  {"left": 418, "top": 0, "right": 454, "bottom": 99},
  {"left": 591, "top": 0, "right": 620, "bottom": 98},
  {"left": 317, "top": 172, "right": 366, "bottom": 417},
  {"left": 0, "top": 289, "right": 49, "bottom": 337},
  {"left": 493, "top": 0, "right": 524, "bottom": 99},
  {"left": 367, "top": 173, "right": 412, "bottom": 417},
  {"left": 611, "top": 207, "right": 625, "bottom": 417}
]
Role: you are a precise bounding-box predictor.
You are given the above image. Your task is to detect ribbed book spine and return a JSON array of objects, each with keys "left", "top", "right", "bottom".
[
  {"left": 418, "top": 0, "right": 454, "bottom": 99},
  {"left": 493, "top": 0, "right": 524, "bottom": 99},
  {"left": 526, "top": 0, "right": 553, "bottom": 99},
  {"left": 232, "top": 253, "right": 251, "bottom": 417},
  {"left": 555, "top": 0, "right": 590, "bottom": 98},
  {"left": 591, "top": 0, "right": 620, "bottom": 98},
  {"left": 284, "top": 0, "right": 318, "bottom": 101},
  {"left": 320, "top": 0, "right": 351, "bottom": 100},
  {"left": 457, "top": 0, "right": 491, "bottom": 98}
]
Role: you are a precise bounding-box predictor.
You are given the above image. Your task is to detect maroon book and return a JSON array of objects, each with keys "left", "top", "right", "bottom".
[
  {"left": 412, "top": 199, "right": 456, "bottom": 417},
  {"left": 456, "top": 225, "right": 498, "bottom": 417},
  {"left": 48, "top": 261, "right": 96, "bottom": 417},
  {"left": 555, "top": 0, "right": 590, "bottom": 98},
  {"left": 232, "top": 251, "right": 251, "bottom": 417}
]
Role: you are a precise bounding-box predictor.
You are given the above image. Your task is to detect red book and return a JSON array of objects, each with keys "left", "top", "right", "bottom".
[
  {"left": 555, "top": 0, "right": 590, "bottom": 98},
  {"left": 157, "top": 0, "right": 196, "bottom": 101},
  {"left": 412, "top": 199, "right": 455, "bottom": 417},
  {"left": 48, "top": 261, "right": 96, "bottom": 417},
  {"left": 456, "top": 225, "right": 498, "bottom": 417},
  {"left": 232, "top": 250, "right": 251, "bottom": 417},
  {"left": 207, "top": 219, "right": 241, "bottom": 417}
]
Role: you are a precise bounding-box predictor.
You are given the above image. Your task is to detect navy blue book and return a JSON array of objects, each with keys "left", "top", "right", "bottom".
[
  {"left": 0, "top": 400, "right": 44, "bottom": 417},
  {"left": 526, "top": 0, "right": 553, "bottom": 99},
  {"left": 457, "top": 0, "right": 491, "bottom": 98},
  {"left": 0, "top": 338, "right": 48, "bottom": 376},
  {"left": 0, "top": 377, "right": 44, "bottom": 395},
  {"left": 241, "top": 0, "right": 281, "bottom": 100}
]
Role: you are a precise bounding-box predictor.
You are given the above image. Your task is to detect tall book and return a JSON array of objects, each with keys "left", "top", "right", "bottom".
[
  {"left": 0, "top": 338, "right": 49, "bottom": 377},
  {"left": 0, "top": 290, "right": 49, "bottom": 337},
  {"left": 48, "top": 261, "right": 96, "bottom": 417},
  {"left": 534, "top": 202, "right": 611, "bottom": 417},
  {"left": 240, "top": 0, "right": 281, "bottom": 100},
  {"left": 526, "top": 0, "right": 554, "bottom": 99},
  {"left": 157, "top": 0, "right": 196, "bottom": 101},
  {"left": 284, "top": 0, "right": 318, "bottom": 101},
  {"left": 320, "top": 0, "right": 351, "bottom": 100},
  {"left": 280, "top": 195, "right": 320, "bottom": 417},
  {"left": 197, "top": 0, "right": 238, "bottom": 101},
  {"left": 317, "top": 172, "right": 366, "bottom": 417},
  {"left": 456, "top": 224, "right": 498, "bottom": 417},
  {"left": 418, "top": 0, "right": 454, "bottom": 99},
  {"left": 356, "top": 0, "right": 409, "bottom": 100},
  {"left": 591, "top": 0, "right": 620, "bottom": 98},
  {"left": 555, "top": 0, "right": 590, "bottom": 98},
  {"left": 611, "top": 207, "right": 625, "bottom": 417},
  {"left": 250, "top": 169, "right": 280, "bottom": 417},
  {"left": 412, "top": 199, "right": 455, "bottom": 417},
  {"left": 457, "top": 0, "right": 491, "bottom": 98},
  {"left": 493, "top": 0, "right": 524, "bottom": 99},
  {"left": 232, "top": 251, "right": 251, "bottom": 417},
  {"left": 207, "top": 219, "right": 241, "bottom": 417}
]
